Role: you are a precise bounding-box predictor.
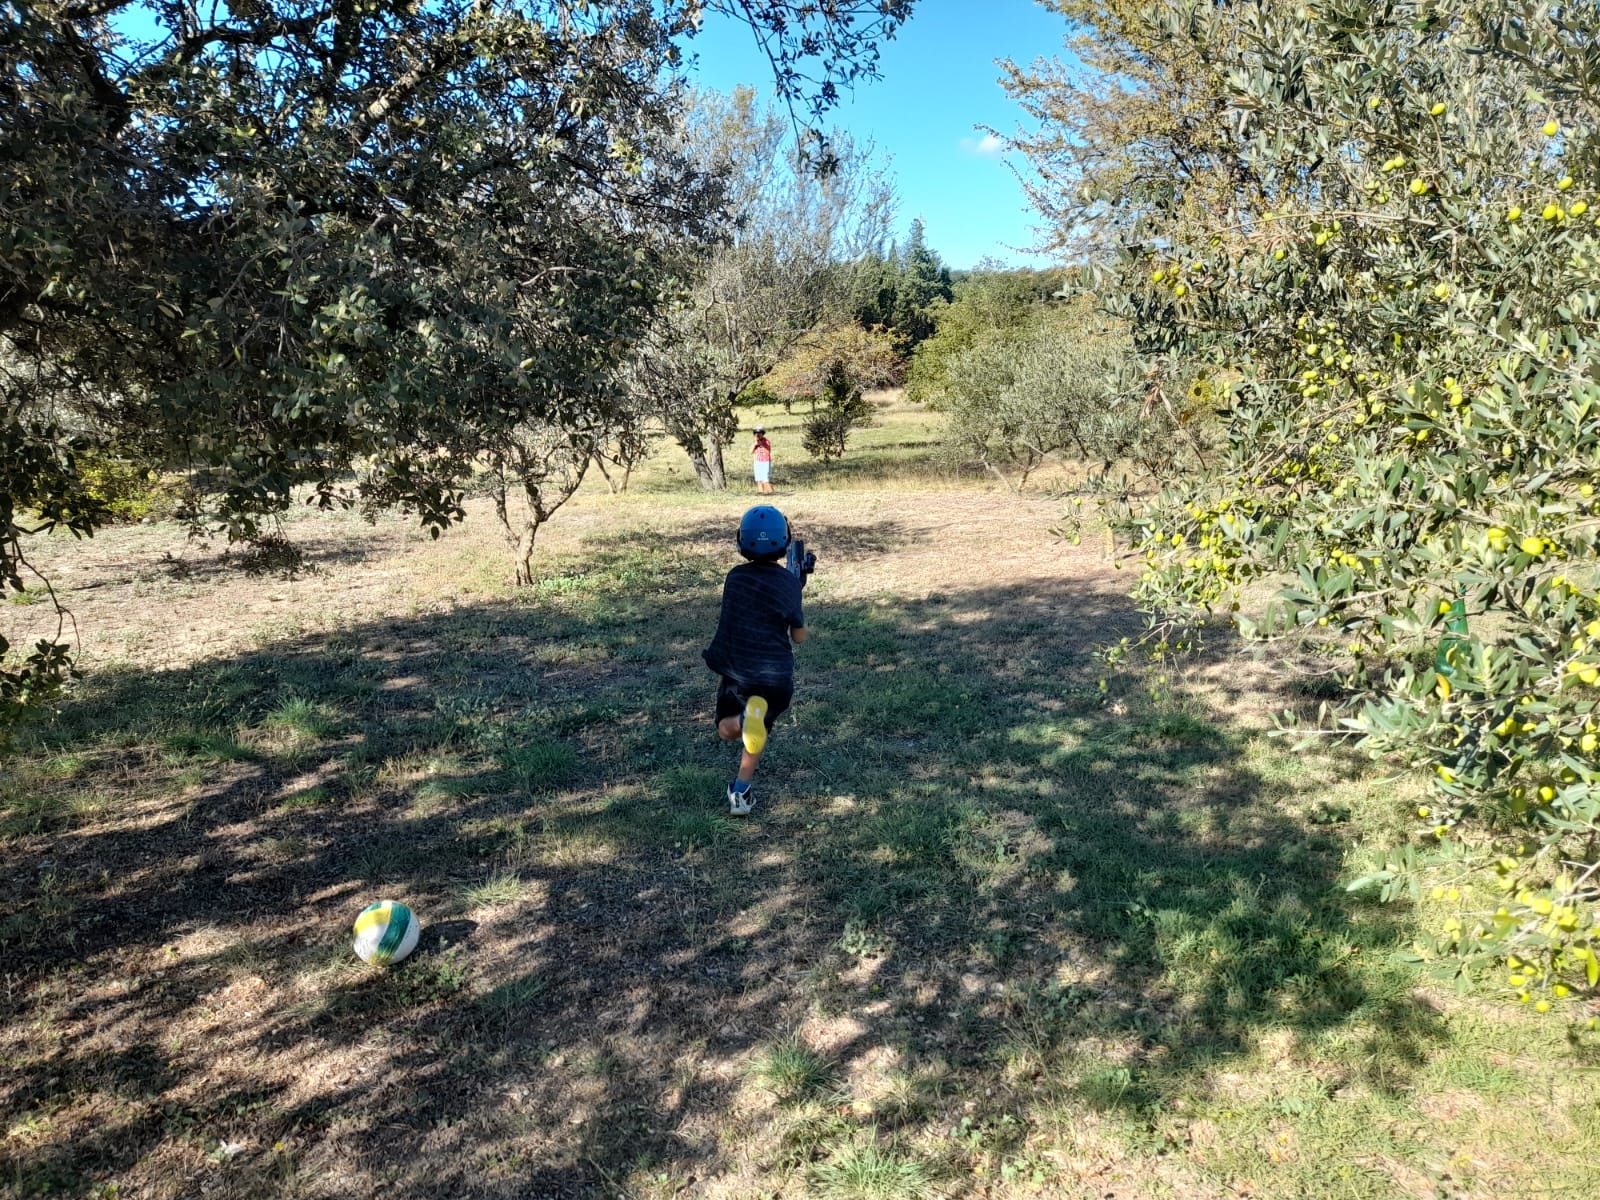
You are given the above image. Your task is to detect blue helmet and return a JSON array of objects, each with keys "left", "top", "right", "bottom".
[{"left": 737, "top": 505, "right": 791, "bottom": 561}]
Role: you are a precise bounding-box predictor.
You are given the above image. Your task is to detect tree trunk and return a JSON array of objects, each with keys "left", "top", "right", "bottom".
[
  {"left": 592, "top": 454, "right": 619, "bottom": 494},
  {"left": 706, "top": 432, "right": 727, "bottom": 489},
  {"left": 686, "top": 443, "right": 727, "bottom": 489},
  {"left": 685, "top": 445, "right": 714, "bottom": 489},
  {"left": 983, "top": 460, "right": 1019, "bottom": 494},
  {"left": 513, "top": 518, "right": 540, "bottom": 587}
]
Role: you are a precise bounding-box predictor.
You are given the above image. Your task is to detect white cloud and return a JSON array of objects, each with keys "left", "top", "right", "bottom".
[{"left": 960, "top": 132, "right": 1005, "bottom": 157}]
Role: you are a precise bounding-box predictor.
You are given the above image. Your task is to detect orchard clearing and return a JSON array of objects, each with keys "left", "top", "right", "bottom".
[{"left": 3, "top": 396, "right": 1596, "bottom": 1200}]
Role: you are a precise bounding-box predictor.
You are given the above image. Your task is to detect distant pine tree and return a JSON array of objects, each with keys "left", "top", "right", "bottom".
[{"left": 893, "top": 219, "right": 954, "bottom": 348}]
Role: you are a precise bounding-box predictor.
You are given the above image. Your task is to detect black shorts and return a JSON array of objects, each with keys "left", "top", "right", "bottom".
[{"left": 715, "top": 676, "right": 793, "bottom": 727}]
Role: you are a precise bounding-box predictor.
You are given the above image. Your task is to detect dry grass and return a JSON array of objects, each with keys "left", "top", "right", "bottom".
[{"left": 3, "top": 399, "right": 1596, "bottom": 1200}]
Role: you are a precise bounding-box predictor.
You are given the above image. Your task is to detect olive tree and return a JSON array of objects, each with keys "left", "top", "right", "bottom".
[
  {"left": 939, "top": 313, "right": 1134, "bottom": 490},
  {"left": 638, "top": 87, "right": 896, "bottom": 489},
  {"left": 1020, "top": 0, "right": 1600, "bottom": 1009}
]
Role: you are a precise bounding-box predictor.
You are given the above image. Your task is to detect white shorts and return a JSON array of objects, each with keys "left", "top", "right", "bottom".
[{"left": 753, "top": 461, "right": 771, "bottom": 483}]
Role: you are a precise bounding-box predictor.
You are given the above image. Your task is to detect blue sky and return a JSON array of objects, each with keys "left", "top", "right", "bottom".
[{"left": 686, "top": 0, "right": 1073, "bottom": 271}]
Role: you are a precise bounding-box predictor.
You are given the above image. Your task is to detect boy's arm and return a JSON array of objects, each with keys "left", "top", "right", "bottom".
[{"left": 790, "top": 580, "right": 806, "bottom": 643}]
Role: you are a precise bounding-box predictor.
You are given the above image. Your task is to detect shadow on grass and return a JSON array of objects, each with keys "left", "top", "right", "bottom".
[
  {"left": 651, "top": 515, "right": 932, "bottom": 564},
  {"left": 0, "top": 531, "right": 1437, "bottom": 1198}
]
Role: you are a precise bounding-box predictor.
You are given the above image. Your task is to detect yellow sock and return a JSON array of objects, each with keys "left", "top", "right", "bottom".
[{"left": 742, "top": 695, "right": 768, "bottom": 755}]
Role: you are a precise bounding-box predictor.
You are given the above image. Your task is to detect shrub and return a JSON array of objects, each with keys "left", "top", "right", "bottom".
[
  {"left": 801, "top": 362, "right": 874, "bottom": 462},
  {"left": 766, "top": 322, "right": 902, "bottom": 414},
  {"left": 938, "top": 301, "right": 1138, "bottom": 488},
  {"left": 735, "top": 377, "right": 777, "bottom": 409},
  {"left": 75, "top": 452, "right": 176, "bottom": 524}
]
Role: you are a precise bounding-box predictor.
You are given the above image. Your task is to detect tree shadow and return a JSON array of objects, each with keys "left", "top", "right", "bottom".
[
  {"left": 0, "top": 544, "right": 1441, "bottom": 1197},
  {"left": 644, "top": 516, "right": 930, "bottom": 564}
]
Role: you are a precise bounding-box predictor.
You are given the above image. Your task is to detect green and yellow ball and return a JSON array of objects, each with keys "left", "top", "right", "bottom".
[{"left": 352, "top": 900, "right": 421, "bottom": 966}]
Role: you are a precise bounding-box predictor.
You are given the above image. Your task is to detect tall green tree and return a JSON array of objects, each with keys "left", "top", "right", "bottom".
[
  {"left": 891, "top": 217, "right": 952, "bottom": 346},
  {"left": 848, "top": 241, "right": 904, "bottom": 332}
]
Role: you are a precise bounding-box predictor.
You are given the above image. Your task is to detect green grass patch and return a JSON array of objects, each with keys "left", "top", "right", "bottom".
[
  {"left": 476, "top": 973, "right": 550, "bottom": 1021},
  {"left": 163, "top": 730, "right": 256, "bottom": 762},
  {"left": 656, "top": 765, "right": 726, "bottom": 806},
  {"left": 670, "top": 809, "right": 734, "bottom": 851},
  {"left": 498, "top": 737, "right": 580, "bottom": 793},
  {"left": 842, "top": 671, "right": 988, "bottom": 739},
  {"left": 749, "top": 1035, "right": 838, "bottom": 1103},
  {"left": 459, "top": 872, "right": 528, "bottom": 910},
  {"left": 0, "top": 788, "right": 67, "bottom": 838},
  {"left": 809, "top": 1140, "right": 934, "bottom": 1200},
  {"left": 262, "top": 696, "right": 339, "bottom": 739},
  {"left": 276, "top": 785, "right": 332, "bottom": 812}
]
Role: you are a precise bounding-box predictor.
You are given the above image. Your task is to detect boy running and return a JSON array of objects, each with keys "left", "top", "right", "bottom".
[{"left": 703, "top": 505, "right": 808, "bottom": 815}]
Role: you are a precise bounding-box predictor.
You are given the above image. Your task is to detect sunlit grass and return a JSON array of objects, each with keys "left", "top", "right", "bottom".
[
  {"left": 809, "top": 1140, "right": 934, "bottom": 1200},
  {"left": 459, "top": 872, "right": 528, "bottom": 910},
  {"left": 263, "top": 696, "right": 339, "bottom": 738}
]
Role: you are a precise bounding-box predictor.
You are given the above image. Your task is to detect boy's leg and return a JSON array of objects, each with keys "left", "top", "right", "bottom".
[
  {"left": 715, "top": 680, "right": 791, "bottom": 815},
  {"left": 716, "top": 678, "right": 759, "bottom": 814},
  {"left": 740, "top": 695, "right": 768, "bottom": 755},
  {"left": 735, "top": 685, "right": 790, "bottom": 777}
]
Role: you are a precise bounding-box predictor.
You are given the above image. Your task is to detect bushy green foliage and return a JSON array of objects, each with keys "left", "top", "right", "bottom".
[
  {"left": 736, "top": 378, "right": 779, "bottom": 409},
  {"left": 74, "top": 453, "right": 177, "bottom": 524},
  {"left": 766, "top": 322, "right": 903, "bottom": 410},
  {"left": 802, "top": 362, "right": 875, "bottom": 462},
  {"left": 4, "top": 1, "right": 716, "bottom": 545},
  {"left": 905, "top": 265, "right": 1064, "bottom": 407},
  {"left": 938, "top": 299, "right": 1136, "bottom": 487},
  {"left": 1033, "top": 2, "right": 1600, "bottom": 1010}
]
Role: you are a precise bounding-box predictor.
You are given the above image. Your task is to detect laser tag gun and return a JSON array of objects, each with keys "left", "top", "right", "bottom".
[{"left": 786, "top": 537, "right": 817, "bottom": 588}]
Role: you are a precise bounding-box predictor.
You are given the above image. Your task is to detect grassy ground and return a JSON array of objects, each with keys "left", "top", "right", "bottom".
[{"left": 3, "top": 396, "right": 1597, "bottom": 1199}]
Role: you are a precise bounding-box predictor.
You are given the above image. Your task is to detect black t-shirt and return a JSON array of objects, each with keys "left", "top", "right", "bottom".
[{"left": 703, "top": 561, "right": 805, "bottom": 688}]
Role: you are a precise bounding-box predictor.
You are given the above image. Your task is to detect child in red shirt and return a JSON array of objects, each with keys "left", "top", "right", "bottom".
[{"left": 752, "top": 426, "right": 773, "bottom": 494}]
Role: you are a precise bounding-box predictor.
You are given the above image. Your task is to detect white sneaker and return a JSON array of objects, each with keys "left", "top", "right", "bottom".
[{"left": 727, "top": 782, "right": 754, "bottom": 816}]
